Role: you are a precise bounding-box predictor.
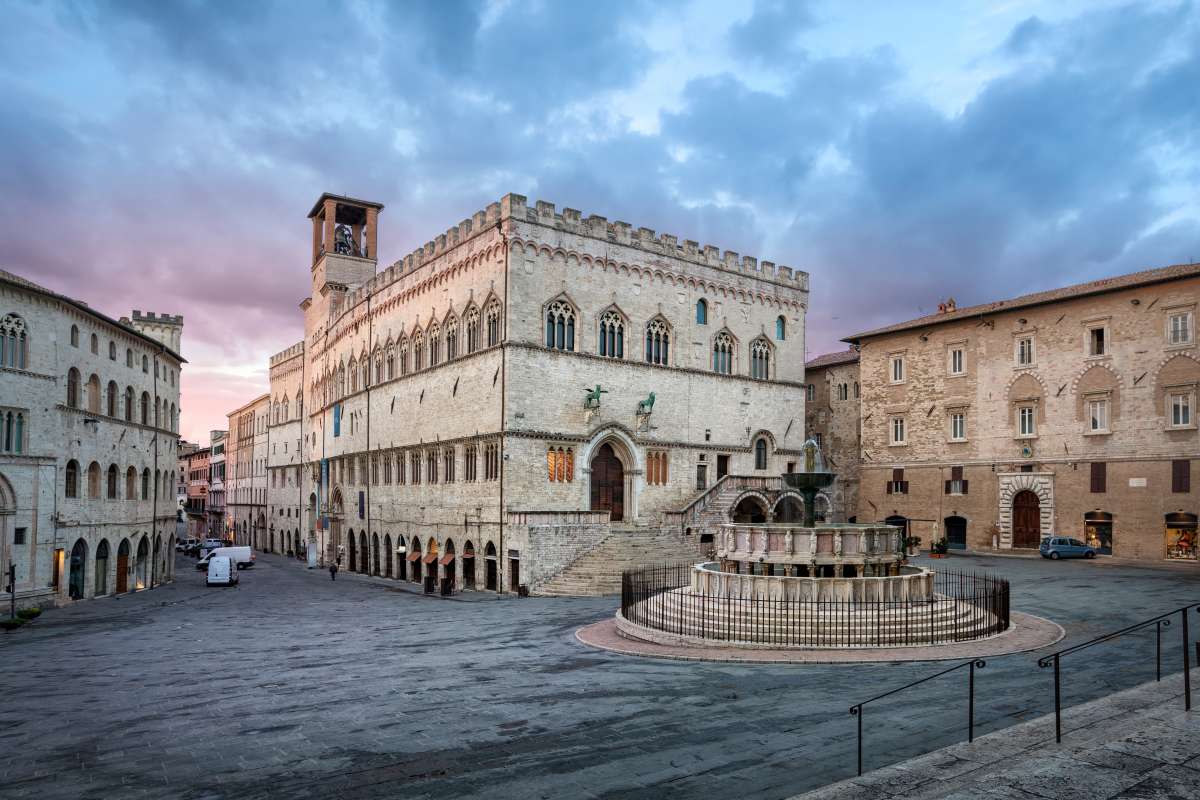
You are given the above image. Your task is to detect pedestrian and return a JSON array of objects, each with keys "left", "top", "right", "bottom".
[{"left": 329, "top": 561, "right": 338, "bottom": 581}]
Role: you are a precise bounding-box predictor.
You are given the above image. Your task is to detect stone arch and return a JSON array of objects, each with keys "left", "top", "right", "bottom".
[
  {"left": 771, "top": 491, "right": 805, "bottom": 523},
  {"left": 997, "top": 472, "right": 1055, "bottom": 547},
  {"left": 731, "top": 493, "right": 769, "bottom": 523},
  {"left": 1154, "top": 354, "right": 1200, "bottom": 416},
  {"left": 1073, "top": 362, "right": 1122, "bottom": 422},
  {"left": 1007, "top": 371, "right": 1047, "bottom": 425},
  {"left": 730, "top": 489, "right": 771, "bottom": 523},
  {"left": 580, "top": 425, "right": 641, "bottom": 522}
]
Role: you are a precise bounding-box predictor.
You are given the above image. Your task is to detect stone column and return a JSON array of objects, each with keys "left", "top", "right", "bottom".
[
  {"left": 323, "top": 198, "right": 337, "bottom": 257},
  {"left": 366, "top": 207, "right": 378, "bottom": 258}
]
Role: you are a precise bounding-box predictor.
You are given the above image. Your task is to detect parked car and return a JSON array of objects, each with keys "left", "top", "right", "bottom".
[
  {"left": 196, "top": 546, "right": 255, "bottom": 570},
  {"left": 176, "top": 537, "right": 199, "bottom": 553},
  {"left": 1040, "top": 536, "right": 1097, "bottom": 560},
  {"left": 206, "top": 556, "right": 239, "bottom": 587}
]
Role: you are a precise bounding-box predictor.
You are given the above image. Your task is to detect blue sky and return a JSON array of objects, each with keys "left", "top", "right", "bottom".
[{"left": 2, "top": 0, "right": 1198, "bottom": 442}]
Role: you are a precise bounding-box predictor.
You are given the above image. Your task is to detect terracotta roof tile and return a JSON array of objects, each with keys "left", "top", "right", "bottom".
[
  {"left": 843, "top": 262, "right": 1200, "bottom": 343},
  {"left": 805, "top": 349, "right": 860, "bottom": 369}
]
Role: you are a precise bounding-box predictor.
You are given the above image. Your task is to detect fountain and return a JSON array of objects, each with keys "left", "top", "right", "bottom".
[{"left": 781, "top": 438, "right": 835, "bottom": 528}]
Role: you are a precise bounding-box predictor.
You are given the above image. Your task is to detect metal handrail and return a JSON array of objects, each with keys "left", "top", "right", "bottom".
[
  {"left": 849, "top": 658, "right": 985, "bottom": 776},
  {"left": 1037, "top": 602, "right": 1199, "bottom": 742}
]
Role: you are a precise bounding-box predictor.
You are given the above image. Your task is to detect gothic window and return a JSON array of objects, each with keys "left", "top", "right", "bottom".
[
  {"left": 106, "top": 381, "right": 118, "bottom": 416},
  {"left": 750, "top": 338, "right": 772, "bottom": 380},
  {"left": 90, "top": 333, "right": 98, "bottom": 354},
  {"left": 337, "top": 362, "right": 346, "bottom": 398},
  {"left": 296, "top": 392, "right": 303, "bottom": 417},
  {"left": 282, "top": 397, "right": 289, "bottom": 421},
  {"left": 465, "top": 307, "right": 480, "bottom": 354},
  {"left": 386, "top": 343, "right": 396, "bottom": 379},
  {"left": 599, "top": 309, "right": 625, "bottom": 359},
  {"left": 169, "top": 402, "right": 176, "bottom": 432},
  {"left": 108, "top": 341, "right": 116, "bottom": 360},
  {"left": 67, "top": 368, "right": 81, "bottom": 408},
  {"left": 426, "top": 449, "right": 438, "bottom": 484},
  {"left": 754, "top": 438, "right": 768, "bottom": 470},
  {"left": 696, "top": 299, "right": 708, "bottom": 325},
  {"left": 645, "top": 317, "right": 670, "bottom": 366},
  {"left": 124, "top": 386, "right": 133, "bottom": 420},
  {"left": 142, "top": 354, "right": 148, "bottom": 373},
  {"left": 126, "top": 348, "right": 133, "bottom": 367},
  {"left": 465, "top": 444, "right": 477, "bottom": 481},
  {"left": 445, "top": 316, "right": 458, "bottom": 360},
  {"left": 371, "top": 455, "right": 380, "bottom": 485},
  {"left": 443, "top": 447, "right": 455, "bottom": 482},
  {"left": 383, "top": 454, "right": 392, "bottom": 484},
  {"left": 397, "top": 451, "right": 406, "bottom": 484},
  {"left": 1, "top": 314, "right": 28, "bottom": 369},
  {"left": 348, "top": 357, "right": 358, "bottom": 393},
  {"left": 141, "top": 468, "right": 150, "bottom": 500},
  {"left": 776, "top": 316, "right": 786, "bottom": 340},
  {"left": 65, "top": 460, "right": 79, "bottom": 498},
  {"left": 70, "top": 324, "right": 79, "bottom": 348},
  {"left": 106, "top": 464, "right": 118, "bottom": 499},
  {"left": 713, "top": 331, "right": 734, "bottom": 375},
  {"left": 374, "top": 347, "right": 383, "bottom": 384},
  {"left": 410, "top": 452, "right": 421, "bottom": 485},
  {"left": 546, "top": 446, "right": 575, "bottom": 482},
  {"left": 86, "top": 374, "right": 101, "bottom": 413},
  {"left": 428, "top": 324, "right": 440, "bottom": 367},
  {"left": 2, "top": 410, "right": 25, "bottom": 454},
  {"left": 646, "top": 451, "right": 669, "bottom": 485},
  {"left": 360, "top": 353, "right": 369, "bottom": 389},
  {"left": 140, "top": 392, "right": 150, "bottom": 425},
  {"left": 545, "top": 299, "right": 575, "bottom": 351},
  {"left": 413, "top": 332, "right": 425, "bottom": 370},
  {"left": 486, "top": 299, "right": 502, "bottom": 347},
  {"left": 126, "top": 466, "right": 136, "bottom": 500},
  {"left": 484, "top": 441, "right": 499, "bottom": 480}
]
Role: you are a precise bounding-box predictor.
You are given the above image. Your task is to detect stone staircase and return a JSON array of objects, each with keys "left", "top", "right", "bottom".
[
  {"left": 664, "top": 475, "right": 785, "bottom": 537},
  {"left": 536, "top": 527, "right": 701, "bottom": 597}
]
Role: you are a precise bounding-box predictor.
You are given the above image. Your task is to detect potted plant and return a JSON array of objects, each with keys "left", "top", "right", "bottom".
[
  {"left": 905, "top": 535, "right": 922, "bottom": 557},
  {"left": 16, "top": 607, "right": 41, "bottom": 621},
  {"left": 930, "top": 540, "right": 949, "bottom": 558},
  {"left": 0, "top": 617, "right": 25, "bottom": 632}
]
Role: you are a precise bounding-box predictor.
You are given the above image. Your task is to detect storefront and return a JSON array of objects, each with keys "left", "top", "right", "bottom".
[
  {"left": 1084, "top": 511, "right": 1113, "bottom": 555},
  {"left": 1164, "top": 513, "right": 1197, "bottom": 561}
]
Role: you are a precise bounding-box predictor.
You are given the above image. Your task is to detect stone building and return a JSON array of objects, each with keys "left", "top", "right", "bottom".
[
  {"left": 234, "top": 192, "right": 809, "bottom": 593},
  {"left": 226, "top": 394, "right": 268, "bottom": 549},
  {"left": 803, "top": 349, "right": 860, "bottom": 522},
  {"left": 208, "top": 429, "right": 227, "bottom": 541},
  {"left": 846, "top": 262, "right": 1200, "bottom": 563},
  {"left": 266, "top": 343, "right": 304, "bottom": 556},
  {"left": 0, "top": 270, "right": 182, "bottom": 610},
  {"left": 182, "top": 446, "right": 210, "bottom": 539}
]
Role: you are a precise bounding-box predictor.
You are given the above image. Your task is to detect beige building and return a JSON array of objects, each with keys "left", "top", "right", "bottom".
[
  {"left": 0, "top": 270, "right": 182, "bottom": 610},
  {"left": 845, "top": 262, "right": 1200, "bottom": 563},
  {"left": 226, "top": 394, "right": 268, "bottom": 549},
  {"left": 803, "top": 349, "right": 860, "bottom": 522},
  {"left": 234, "top": 192, "right": 809, "bottom": 593}
]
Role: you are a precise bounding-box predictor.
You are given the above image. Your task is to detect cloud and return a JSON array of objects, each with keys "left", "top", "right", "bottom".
[{"left": 728, "top": 0, "right": 817, "bottom": 62}]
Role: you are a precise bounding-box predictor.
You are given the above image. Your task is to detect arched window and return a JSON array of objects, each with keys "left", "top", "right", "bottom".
[
  {"left": 169, "top": 403, "right": 176, "bottom": 431},
  {"left": 296, "top": 392, "right": 302, "bottom": 417},
  {"left": 124, "top": 386, "right": 134, "bottom": 421},
  {"left": 65, "top": 460, "right": 79, "bottom": 498},
  {"left": 282, "top": 397, "right": 289, "bottom": 421},
  {"left": 141, "top": 468, "right": 150, "bottom": 500},
  {"left": 645, "top": 317, "right": 670, "bottom": 365},
  {"left": 106, "top": 463, "right": 118, "bottom": 499},
  {"left": 67, "top": 368, "right": 81, "bottom": 408},
  {"left": 154, "top": 397, "right": 161, "bottom": 427},
  {"left": 465, "top": 307, "right": 480, "bottom": 353},
  {"left": 545, "top": 299, "right": 575, "bottom": 351},
  {"left": 599, "top": 309, "right": 625, "bottom": 359},
  {"left": 854, "top": 382, "right": 860, "bottom": 398},
  {"left": 750, "top": 338, "right": 771, "bottom": 380},
  {"left": 106, "top": 381, "right": 118, "bottom": 416},
  {"left": 546, "top": 446, "right": 575, "bottom": 482},
  {"left": 126, "top": 466, "right": 137, "bottom": 499},
  {"left": 486, "top": 299, "right": 502, "bottom": 346},
  {"left": 70, "top": 324, "right": 79, "bottom": 347},
  {"left": 776, "top": 316, "right": 786, "bottom": 340},
  {"left": 142, "top": 354, "right": 148, "bottom": 373},
  {"left": 1, "top": 314, "right": 28, "bottom": 369},
  {"left": 397, "top": 339, "right": 407, "bottom": 376},
  {"left": 386, "top": 343, "right": 396, "bottom": 379},
  {"left": 360, "top": 352, "right": 369, "bottom": 389},
  {"left": 443, "top": 317, "right": 457, "bottom": 361},
  {"left": 140, "top": 392, "right": 150, "bottom": 425},
  {"left": 428, "top": 324, "right": 440, "bottom": 367},
  {"left": 86, "top": 374, "right": 101, "bottom": 413},
  {"left": 412, "top": 332, "right": 424, "bottom": 370},
  {"left": 713, "top": 331, "right": 734, "bottom": 375},
  {"left": 348, "top": 357, "right": 358, "bottom": 393},
  {"left": 90, "top": 333, "right": 98, "bottom": 354},
  {"left": 2, "top": 410, "right": 24, "bottom": 454},
  {"left": 126, "top": 348, "right": 133, "bottom": 367},
  {"left": 755, "top": 438, "right": 768, "bottom": 470},
  {"left": 696, "top": 299, "right": 708, "bottom": 325},
  {"left": 108, "top": 341, "right": 116, "bottom": 360},
  {"left": 374, "top": 346, "right": 383, "bottom": 384},
  {"left": 337, "top": 362, "right": 346, "bottom": 397}
]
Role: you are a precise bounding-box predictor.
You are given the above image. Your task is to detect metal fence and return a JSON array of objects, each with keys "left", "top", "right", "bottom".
[{"left": 620, "top": 564, "right": 1010, "bottom": 648}]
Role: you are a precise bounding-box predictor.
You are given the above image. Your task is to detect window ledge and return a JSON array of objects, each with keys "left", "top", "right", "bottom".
[
  {"left": 1164, "top": 342, "right": 1194, "bottom": 351},
  {"left": 1166, "top": 425, "right": 1198, "bottom": 432},
  {"left": 888, "top": 442, "right": 908, "bottom": 448},
  {"left": 947, "top": 438, "right": 968, "bottom": 444},
  {"left": 1084, "top": 354, "right": 1112, "bottom": 362},
  {"left": 1083, "top": 429, "right": 1112, "bottom": 437},
  {"left": 1014, "top": 434, "right": 1039, "bottom": 441},
  {"left": 1014, "top": 363, "right": 1037, "bottom": 370},
  {"left": 947, "top": 372, "right": 966, "bottom": 379}
]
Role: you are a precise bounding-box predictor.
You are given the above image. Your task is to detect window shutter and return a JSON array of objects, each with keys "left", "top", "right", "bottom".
[
  {"left": 893, "top": 468, "right": 903, "bottom": 483},
  {"left": 1173, "top": 459, "right": 1190, "bottom": 493},
  {"left": 961, "top": 479, "right": 969, "bottom": 494},
  {"left": 886, "top": 481, "right": 893, "bottom": 495},
  {"left": 1090, "top": 462, "right": 1106, "bottom": 493},
  {"left": 944, "top": 479, "right": 951, "bottom": 494},
  {"left": 951, "top": 466, "right": 963, "bottom": 481},
  {"left": 901, "top": 481, "right": 909, "bottom": 494}
]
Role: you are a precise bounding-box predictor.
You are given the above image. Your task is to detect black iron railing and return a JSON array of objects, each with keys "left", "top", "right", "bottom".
[
  {"left": 1038, "top": 602, "right": 1200, "bottom": 742},
  {"left": 849, "top": 658, "right": 985, "bottom": 776},
  {"left": 620, "top": 564, "right": 1010, "bottom": 647}
]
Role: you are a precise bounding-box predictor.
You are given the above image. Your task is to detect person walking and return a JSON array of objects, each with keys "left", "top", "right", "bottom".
[{"left": 329, "top": 561, "right": 338, "bottom": 581}]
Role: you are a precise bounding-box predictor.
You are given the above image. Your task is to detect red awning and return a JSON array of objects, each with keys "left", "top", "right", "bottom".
[
  {"left": 407, "top": 551, "right": 421, "bottom": 561},
  {"left": 422, "top": 552, "right": 437, "bottom": 564},
  {"left": 439, "top": 554, "right": 455, "bottom": 566}
]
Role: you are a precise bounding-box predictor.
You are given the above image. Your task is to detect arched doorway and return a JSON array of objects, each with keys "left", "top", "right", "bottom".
[
  {"left": 732, "top": 496, "right": 768, "bottom": 523},
  {"left": 135, "top": 536, "right": 149, "bottom": 590},
  {"left": 383, "top": 534, "right": 393, "bottom": 578},
  {"left": 116, "top": 539, "right": 130, "bottom": 593},
  {"left": 359, "top": 530, "right": 369, "bottom": 574},
  {"left": 396, "top": 535, "right": 408, "bottom": 580},
  {"left": 885, "top": 515, "right": 909, "bottom": 539},
  {"left": 151, "top": 536, "right": 161, "bottom": 586},
  {"left": 68, "top": 539, "right": 87, "bottom": 600},
  {"left": 424, "top": 539, "right": 439, "bottom": 593},
  {"left": 463, "top": 541, "right": 476, "bottom": 589},
  {"left": 774, "top": 495, "right": 803, "bottom": 523},
  {"left": 945, "top": 516, "right": 967, "bottom": 550},
  {"left": 1012, "top": 491, "right": 1041, "bottom": 548},
  {"left": 372, "top": 533, "right": 380, "bottom": 576},
  {"left": 485, "top": 541, "right": 497, "bottom": 590},
  {"left": 590, "top": 443, "right": 625, "bottom": 521},
  {"left": 410, "top": 537, "right": 422, "bottom": 583},
  {"left": 95, "top": 539, "right": 109, "bottom": 596},
  {"left": 347, "top": 528, "right": 357, "bottom": 571},
  {"left": 442, "top": 539, "right": 456, "bottom": 595},
  {"left": 1084, "top": 512, "right": 1113, "bottom": 555}
]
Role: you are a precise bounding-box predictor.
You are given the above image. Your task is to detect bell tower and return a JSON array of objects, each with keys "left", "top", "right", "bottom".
[{"left": 307, "top": 193, "right": 384, "bottom": 291}]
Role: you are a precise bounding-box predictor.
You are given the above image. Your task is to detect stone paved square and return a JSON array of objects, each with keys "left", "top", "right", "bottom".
[{"left": 1, "top": 553, "right": 1196, "bottom": 799}]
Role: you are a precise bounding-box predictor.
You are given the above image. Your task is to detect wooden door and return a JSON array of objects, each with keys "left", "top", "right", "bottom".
[
  {"left": 116, "top": 553, "right": 128, "bottom": 593},
  {"left": 590, "top": 444, "right": 625, "bottom": 521},
  {"left": 1012, "top": 491, "right": 1041, "bottom": 548}
]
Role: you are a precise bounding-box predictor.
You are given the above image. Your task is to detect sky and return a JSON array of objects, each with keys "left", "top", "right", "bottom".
[{"left": 2, "top": 0, "right": 1198, "bottom": 445}]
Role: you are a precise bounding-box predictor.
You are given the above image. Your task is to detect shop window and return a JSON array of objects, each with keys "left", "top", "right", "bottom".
[
  {"left": 1164, "top": 513, "right": 1197, "bottom": 561},
  {"left": 1084, "top": 512, "right": 1113, "bottom": 555}
]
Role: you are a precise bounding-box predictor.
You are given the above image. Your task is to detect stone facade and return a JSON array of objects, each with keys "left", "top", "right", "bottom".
[
  {"left": 846, "top": 262, "right": 1200, "bottom": 563},
  {"left": 266, "top": 343, "right": 304, "bottom": 556},
  {"left": 0, "top": 269, "right": 182, "bottom": 611},
  {"left": 232, "top": 192, "right": 808, "bottom": 592},
  {"left": 182, "top": 446, "right": 210, "bottom": 539},
  {"left": 803, "top": 350, "right": 860, "bottom": 522},
  {"left": 227, "top": 394, "right": 268, "bottom": 550},
  {"left": 208, "top": 429, "right": 226, "bottom": 539}
]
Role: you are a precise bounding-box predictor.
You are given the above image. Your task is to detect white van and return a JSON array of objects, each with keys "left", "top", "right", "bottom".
[
  {"left": 196, "top": 546, "right": 255, "bottom": 570},
  {"left": 206, "top": 556, "right": 238, "bottom": 587}
]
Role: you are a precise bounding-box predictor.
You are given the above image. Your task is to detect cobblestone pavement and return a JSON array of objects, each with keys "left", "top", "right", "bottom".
[{"left": 1, "top": 552, "right": 1196, "bottom": 799}]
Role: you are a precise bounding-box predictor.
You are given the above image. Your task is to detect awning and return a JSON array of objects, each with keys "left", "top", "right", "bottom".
[
  {"left": 422, "top": 552, "right": 437, "bottom": 564},
  {"left": 407, "top": 551, "right": 421, "bottom": 561},
  {"left": 439, "top": 554, "right": 455, "bottom": 566}
]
